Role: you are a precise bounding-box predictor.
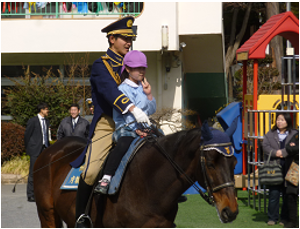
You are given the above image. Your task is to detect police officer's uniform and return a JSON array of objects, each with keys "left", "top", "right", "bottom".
[{"left": 73, "top": 16, "right": 136, "bottom": 227}]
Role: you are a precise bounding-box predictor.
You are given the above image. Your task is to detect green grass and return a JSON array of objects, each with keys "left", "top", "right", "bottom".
[{"left": 175, "top": 190, "right": 285, "bottom": 228}]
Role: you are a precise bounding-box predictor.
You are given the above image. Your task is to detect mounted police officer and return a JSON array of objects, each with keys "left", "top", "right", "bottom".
[{"left": 71, "top": 16, "right": 150, "bottom": 227}]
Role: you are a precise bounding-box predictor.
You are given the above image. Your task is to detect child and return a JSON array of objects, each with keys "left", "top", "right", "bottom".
[{"left": 94, "top": 50, "right": 156, "bottom": 194}]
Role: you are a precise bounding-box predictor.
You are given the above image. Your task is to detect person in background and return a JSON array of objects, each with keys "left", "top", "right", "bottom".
[
  {"left": 94, "top": 50, "right": 156, "bottom": 194},
  {"left": 283, "top": 131, "right": 299, "bottom": 228},
  {"left": 71, "top": 16, "right": 150, "bottom": 227},
  {"left": 262, "top": 112, "right": 298, "bottom": 226},
  {"left": 86, "top": 98, "right": 94, "bottom": 115},
  {"left": 24, "top": 102, "right": 50, "bottom": 202},
  {"left": 57, "top": 103, "right": 90, "bottom": 141}
]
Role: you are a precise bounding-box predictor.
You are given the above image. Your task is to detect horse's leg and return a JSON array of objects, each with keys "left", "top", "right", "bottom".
[
  {"left": 34, "top": 154, "right": 63, "bottom": 228},
  {"left": 54, "top": 191, "right": 77, "bottom": 228},
  {"left": 36, "top": 203, "right": 63, "bottom": 228}
]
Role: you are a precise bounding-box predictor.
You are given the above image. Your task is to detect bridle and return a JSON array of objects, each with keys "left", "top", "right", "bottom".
[
  {"left": 147, "top": 132, "right": 235, "bottom": 206},
  {"left": 199, "top": 142, "right": 235, "bottom": 205}
]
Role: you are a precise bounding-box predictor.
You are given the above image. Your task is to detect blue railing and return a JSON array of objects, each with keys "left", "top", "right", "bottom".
[{"left": 1, "top": 2, "right": 144, "bottom": 18}]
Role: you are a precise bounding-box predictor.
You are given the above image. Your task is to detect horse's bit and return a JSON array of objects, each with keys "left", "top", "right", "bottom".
[{"left": 199, "top": 142, "right": 235, "bottom": 205}]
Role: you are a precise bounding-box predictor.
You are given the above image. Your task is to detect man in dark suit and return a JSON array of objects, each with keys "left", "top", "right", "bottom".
[
  {"left": 24, "top": 102, "right": 50, "bottom": 202},
  {"left": 56, "top": 103, "right": 90, "bottom": 141}
]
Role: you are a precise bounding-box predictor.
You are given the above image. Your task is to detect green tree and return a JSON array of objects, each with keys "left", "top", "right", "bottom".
[
  {"left": 6, "top": 62, "right": 91, "bottom": 140},
  {"left": 223, "top": 2, "right": 299, "bottom": 101}
]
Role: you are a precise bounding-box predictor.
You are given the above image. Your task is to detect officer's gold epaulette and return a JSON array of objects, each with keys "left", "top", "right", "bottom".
[
  {"left": 101, "top": 57, "right": 121, "bottom": 85},
  {"left": 101, "top": 56, "right": 109, "bottom": 60}
]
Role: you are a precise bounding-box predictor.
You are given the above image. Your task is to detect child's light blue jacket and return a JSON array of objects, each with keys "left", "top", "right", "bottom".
[{"left": 113, "top": 79, "right": 156, "bottom": 141}]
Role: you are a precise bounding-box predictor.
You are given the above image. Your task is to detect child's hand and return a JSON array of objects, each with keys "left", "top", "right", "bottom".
[
  {"left": 136, "top": 129, "right": 148, "bottom": 137},
  {"left": 141, "top": 77, "right": 153, "bottom": 101},
  {"left": 141, "top": 77, "right": 151, "bottom": 95}
]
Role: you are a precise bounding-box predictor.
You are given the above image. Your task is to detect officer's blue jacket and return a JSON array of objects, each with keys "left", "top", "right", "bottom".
[{"left": 70, "top": 48, "right": 132, "bottom": 168}]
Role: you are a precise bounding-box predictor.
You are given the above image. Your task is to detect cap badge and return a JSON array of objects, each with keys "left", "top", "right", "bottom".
[{"left": 127, "top": 19, "right": 133, "bottom": 28}]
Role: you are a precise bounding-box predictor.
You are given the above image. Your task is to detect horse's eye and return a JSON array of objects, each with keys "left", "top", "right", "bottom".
[{"left": 206, "top": 162, "right": 215, "bottom": 169}]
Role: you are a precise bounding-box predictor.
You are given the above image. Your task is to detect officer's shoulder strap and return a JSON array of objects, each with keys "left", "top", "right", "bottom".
[
  {"left": 101, "top": 56, "right": 121, "bottom": 85},
  {"left": 101, "top": 56, "right": 109, "bottom": 60}
]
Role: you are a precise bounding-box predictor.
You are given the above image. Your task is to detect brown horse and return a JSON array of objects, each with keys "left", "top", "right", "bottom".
[{"left": 33, "top": 127, "right": 238, "bottom": 227}]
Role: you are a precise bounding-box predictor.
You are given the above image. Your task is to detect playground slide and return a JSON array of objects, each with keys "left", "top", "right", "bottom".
[{"left": 216, "top": 102, "right": 243, "bottom": 175}]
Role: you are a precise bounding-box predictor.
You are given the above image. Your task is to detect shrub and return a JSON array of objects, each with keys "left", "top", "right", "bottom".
[
  {"left": 1, "top": 122, "right": 26, "bottom": 163},
  {"left": 5, "top": 57, "right": 91, "bottom": 140},
  {"left": 151, "top": 108, "right": 198, "bottom": 132}
]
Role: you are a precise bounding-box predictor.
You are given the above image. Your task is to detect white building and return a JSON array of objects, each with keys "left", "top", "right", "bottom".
[{"left": 1, "top": 2, "right": 227, "bottom": 135}]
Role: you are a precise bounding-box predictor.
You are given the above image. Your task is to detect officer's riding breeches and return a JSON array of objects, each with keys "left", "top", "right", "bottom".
[{"left": 81, "top": 114, "right": 115, "bottom": 186}]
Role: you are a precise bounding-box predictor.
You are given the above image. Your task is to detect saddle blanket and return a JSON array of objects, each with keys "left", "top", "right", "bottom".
[{"left": 60, "top": 137, "right": 146, "bottom": 195}]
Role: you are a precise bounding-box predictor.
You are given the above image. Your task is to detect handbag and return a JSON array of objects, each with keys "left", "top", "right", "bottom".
[
  {"left": 285, "top": 161, "right": 299, "bottom": 186},
  {"left": 259, "top": 152, "right": 284, "bottom": 186}
]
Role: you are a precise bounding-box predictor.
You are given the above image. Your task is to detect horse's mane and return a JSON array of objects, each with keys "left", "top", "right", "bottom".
[
  {"left": 175, "top": 128, "right": 201, "bottom": 147},
  {"left": 158, "top": 128, "right": 201, "bottom": 156}
]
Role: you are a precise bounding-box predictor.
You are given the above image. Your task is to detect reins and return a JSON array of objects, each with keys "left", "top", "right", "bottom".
[
  {"left": 11, "top": 121, "right": 137, "bottom": 193},
  {"left": 146, "top": 134, "right": 215, "bottom": 206},
  {"left": 13, "top": 119, "right": 234, "bottom": 208},
  {"left": 145, "top": 126, "right": 234, "bottom": 207}
]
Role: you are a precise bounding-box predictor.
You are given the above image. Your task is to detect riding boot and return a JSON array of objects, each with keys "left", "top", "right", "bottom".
[{"left": 75, "top": 176, "right": 94, "bottom": 228}]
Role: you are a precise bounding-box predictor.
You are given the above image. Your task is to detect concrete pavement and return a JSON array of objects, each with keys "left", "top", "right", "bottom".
[
  {"left": 1, "top": 174, "right": 27, "bottom": 184},
  {"left": 1, "top": 183, "right": 40, "bottom": 228}
]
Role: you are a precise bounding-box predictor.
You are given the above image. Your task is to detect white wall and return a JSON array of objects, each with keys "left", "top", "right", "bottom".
[
  {"left": 134, "top": 2, "right": 178, "bottom": 51},
  {"left": 1, "top": 2, "right": 223, "bottom": 135},
  {"left": 178, "top": 2, "right": 222, "bottom": 35},
  {"left": 1, "top": 2, "right": 177, "bottom": 53},
  {"left": 1, "top": 2, "right": 222, "bottom": 53}
]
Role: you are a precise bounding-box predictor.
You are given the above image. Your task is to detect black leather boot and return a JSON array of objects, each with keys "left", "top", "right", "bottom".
[{"left": 75, "top": 176, "right": 94, "bottom": 228}]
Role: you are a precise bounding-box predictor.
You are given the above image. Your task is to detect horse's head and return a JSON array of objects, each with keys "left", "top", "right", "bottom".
[{"left": 198, "top": 121, "right": 238, "bottom": 223}]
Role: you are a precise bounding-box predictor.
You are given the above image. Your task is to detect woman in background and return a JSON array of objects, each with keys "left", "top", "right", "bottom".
[{"left": 262, "top": 112, "right": 297, "bottom": 226}]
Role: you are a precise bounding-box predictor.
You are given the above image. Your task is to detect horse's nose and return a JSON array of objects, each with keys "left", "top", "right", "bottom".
[{"left": 221, "top": 207, "right": 239, "bottom": 222}]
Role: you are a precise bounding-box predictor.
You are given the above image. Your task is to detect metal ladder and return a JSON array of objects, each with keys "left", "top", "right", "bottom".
[{"left": 245, "top": 55, "right": 299, "bottom": 212}]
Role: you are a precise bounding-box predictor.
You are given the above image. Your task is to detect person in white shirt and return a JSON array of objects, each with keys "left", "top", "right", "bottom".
[{"left": 24, "top": 102, "right": 50, "bottom": 202}]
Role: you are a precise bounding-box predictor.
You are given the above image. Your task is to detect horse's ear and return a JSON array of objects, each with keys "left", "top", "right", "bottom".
[
  {"left": 225, "top": 116, "right": 238, "bottom": 137},
  {"left": 201, "top": 120, "right": 213, "bottom": 141}
]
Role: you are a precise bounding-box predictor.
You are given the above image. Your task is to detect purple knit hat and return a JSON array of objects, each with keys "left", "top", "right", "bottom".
[{"left": 121, "top": 50, "right": 148, "bottom": 74}]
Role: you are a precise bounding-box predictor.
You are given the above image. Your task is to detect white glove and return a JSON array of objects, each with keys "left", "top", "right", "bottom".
[{"left": 131, "top": 107, "right": 151, "bottom": 126}]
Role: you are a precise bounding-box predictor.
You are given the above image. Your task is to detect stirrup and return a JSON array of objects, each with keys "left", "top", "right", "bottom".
[
  {"left": 75, "top": 214, "right": 93, "bottom": 228},
  {"left": 94, "top": 178, "right": 110, "bottom": 194}
]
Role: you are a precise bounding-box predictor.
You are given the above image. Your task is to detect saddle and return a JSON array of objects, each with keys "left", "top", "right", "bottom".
[{"left": 61, "top": 137, "right": 146, "bottom": 194}]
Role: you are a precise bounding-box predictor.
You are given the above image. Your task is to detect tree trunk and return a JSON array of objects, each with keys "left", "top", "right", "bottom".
[
  {"left": 265, "top": 2, "right": 283, "bottom": 81},
  {"left": 226, "top": 8, "right": 239, "bottom": 100},
  {"left": 225, "top": 3, "right": 252, "bottom": 100}
]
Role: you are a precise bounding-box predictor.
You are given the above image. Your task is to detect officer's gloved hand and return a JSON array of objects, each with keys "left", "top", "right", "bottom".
[{"left": 131, "top": 107, "right": 151, "bottom": 126}]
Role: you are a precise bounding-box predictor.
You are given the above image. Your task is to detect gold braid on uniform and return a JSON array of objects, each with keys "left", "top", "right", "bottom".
[{"left": 101, "top": 57, "right": 121, "bottom": 85}]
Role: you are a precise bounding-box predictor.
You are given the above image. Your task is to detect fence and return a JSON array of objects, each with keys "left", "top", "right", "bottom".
[{"left": 1, "top": 2, "right": 144, "bottom": 19}]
